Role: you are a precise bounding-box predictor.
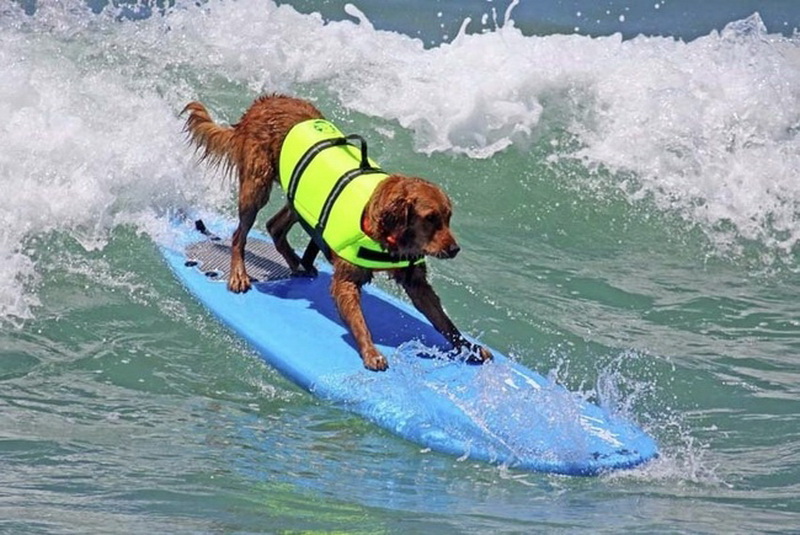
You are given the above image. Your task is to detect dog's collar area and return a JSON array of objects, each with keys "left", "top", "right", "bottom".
[
  {"left": 361, "top": 212, "right": 404, "bottom": 252},
  {"left": 361, "top": 212, "right": 397, "bottom": 248}
]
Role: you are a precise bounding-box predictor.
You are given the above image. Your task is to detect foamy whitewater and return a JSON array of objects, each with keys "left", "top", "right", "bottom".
[
  {"left": 3, "top": 1, "right": 799, "bottom": 322},
  {"left": 2, "top": 1, "right": 800, "bottom": 532}
]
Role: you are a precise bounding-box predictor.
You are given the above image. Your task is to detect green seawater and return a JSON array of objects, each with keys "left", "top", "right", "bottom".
[{"left": 2, "top": 1, "right": 800, "bottom": 533}]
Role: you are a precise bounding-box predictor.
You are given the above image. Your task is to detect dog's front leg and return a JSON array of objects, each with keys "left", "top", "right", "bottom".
[
  {"left": 395, "top": 264, "right": 493, "bottom": 363},
  {"left": 331, "top": 261, "right": 387, "bottom": 371}
]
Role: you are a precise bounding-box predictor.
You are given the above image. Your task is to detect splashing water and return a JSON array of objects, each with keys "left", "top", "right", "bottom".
[{"left": 3, "top": 2, "right": 800, "bottom": 323}]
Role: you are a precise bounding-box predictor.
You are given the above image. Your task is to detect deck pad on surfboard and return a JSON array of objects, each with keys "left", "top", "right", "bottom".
[{"left": 160, "top": 217, "right": 658, "bottom": 475}]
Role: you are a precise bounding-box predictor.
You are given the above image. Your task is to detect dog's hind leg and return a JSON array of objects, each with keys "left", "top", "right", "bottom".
[
  {"left": 229, "top": 172, "right": 271, "bottom": 293},
  {"left": 266, "top": 205, "right": 317, "bottom": 276},
  {"left": 229, "top": 206, "right": 257, "bottom": 293},
  {"left": 266, "top": 205, "right": 299, "bottom": 270}
]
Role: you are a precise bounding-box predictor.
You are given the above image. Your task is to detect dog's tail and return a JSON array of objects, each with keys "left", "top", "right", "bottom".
[{"left": 181, "top": 101, "right": 238, "bottom": 177}]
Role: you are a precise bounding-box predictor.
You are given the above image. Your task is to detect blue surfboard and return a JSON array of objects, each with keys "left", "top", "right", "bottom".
[{"left": 160, "top": 216, "right": 658, "bottom": 475}]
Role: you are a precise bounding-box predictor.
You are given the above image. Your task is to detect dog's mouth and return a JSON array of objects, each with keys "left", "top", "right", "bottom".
[
  {"left": 426, "top": 243, "right": 461, "bottom": 260},
  {"left": 387, "top": 236, "right": 460, "bottom": 261}
]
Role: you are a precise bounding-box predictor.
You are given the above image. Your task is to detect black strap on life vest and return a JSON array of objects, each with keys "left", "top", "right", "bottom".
[
  {"left": 316, "top": 167, "right": 385, "bottom": 235},
  {"left": 314, "top": 134, "right": 382, "bottom": 233},
  {"left": 297, "top": 217, "right": 329, "bottom": 272},
  {"left": 286, "top": 134, "right": 373, "bottom": 204},
  {"left": 286, "top": 137, "right": 346, "bottom": 204},
  {"left": 355, "top": 246, "right": 423, "bottom": 265},
  {"left": 290, "top": 133, "right": 385, "bottom": 270}
]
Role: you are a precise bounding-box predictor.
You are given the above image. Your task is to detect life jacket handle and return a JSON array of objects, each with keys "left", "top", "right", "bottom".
[{"left": 343, "top": 134, "right": 373, "bottom": 170}]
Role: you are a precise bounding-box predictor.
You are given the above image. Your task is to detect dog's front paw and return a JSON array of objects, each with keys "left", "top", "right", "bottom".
[
  {"left": 457, "top": 342, "right": 493, "bottom": 365},
  {"left": 469, "top": 344, "right": 493, "bottom": 364},
  {"left": 362, "top": 348, "right": 388, "bottom": 372}
]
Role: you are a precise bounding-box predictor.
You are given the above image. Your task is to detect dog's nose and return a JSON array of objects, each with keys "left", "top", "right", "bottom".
[{"left": 446, "top": 243, "right": 461, "bottom": 259}]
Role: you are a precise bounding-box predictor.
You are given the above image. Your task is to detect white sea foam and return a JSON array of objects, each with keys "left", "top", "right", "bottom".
[
  {"left": 1, "top": 1, "right": 798, "bottom": 322},
  {"left": 161, "top": 2, "right": 800, "bottom": 254},
  {"left": 0, "top": 3, "right": 227, "bottom": 321},
  {"left": 570, "top": 14, "right": 800, "bottom": 255}
]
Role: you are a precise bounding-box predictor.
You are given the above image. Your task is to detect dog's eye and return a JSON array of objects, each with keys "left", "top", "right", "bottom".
[{"left": 425, "top": 213, "right": 441, "bottom": 226}]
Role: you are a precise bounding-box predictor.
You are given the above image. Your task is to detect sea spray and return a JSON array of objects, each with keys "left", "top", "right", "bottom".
[
  {"left": 557, "top": 348, "right": 722, "bottom": 484},
  {"left": 4, "top": 1, "right": 800, "bottom": 324}
]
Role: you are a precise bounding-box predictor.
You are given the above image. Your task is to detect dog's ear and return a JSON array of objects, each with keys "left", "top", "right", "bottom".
[{"left": 378, "top": 199, "right": 414, "bottom": 240}]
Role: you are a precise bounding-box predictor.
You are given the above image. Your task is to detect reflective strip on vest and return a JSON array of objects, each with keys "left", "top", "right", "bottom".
[{"left": 278, "top": 119, "right": 423, "bottom": 269}]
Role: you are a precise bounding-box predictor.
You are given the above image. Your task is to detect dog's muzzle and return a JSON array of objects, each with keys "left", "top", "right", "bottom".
[{"left": 443, "top": 243, "right": 460, "bottom": 259}]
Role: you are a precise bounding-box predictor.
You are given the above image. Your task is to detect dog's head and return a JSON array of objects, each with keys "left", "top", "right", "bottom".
[{"left": 368, "top": 175, "right": 460, "bottom": 260}]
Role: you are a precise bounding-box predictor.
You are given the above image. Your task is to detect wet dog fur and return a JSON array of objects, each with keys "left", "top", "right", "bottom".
[{"left": 182, "top": 94, "right": 492, "bottom": 370}]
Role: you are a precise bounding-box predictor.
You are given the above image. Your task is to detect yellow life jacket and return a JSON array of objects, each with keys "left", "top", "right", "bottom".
[{"left": 279, "top": 119, "right": 424, "bottom": 269}]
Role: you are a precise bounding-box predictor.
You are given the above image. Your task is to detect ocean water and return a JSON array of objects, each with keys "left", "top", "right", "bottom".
[{"left": 2, "top": 0, "right": 800, "bottom": 533}]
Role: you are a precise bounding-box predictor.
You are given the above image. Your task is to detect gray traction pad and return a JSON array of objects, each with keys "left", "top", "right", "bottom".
[{"left": 185, "top": 238, "right": 293, "bottom": 282}]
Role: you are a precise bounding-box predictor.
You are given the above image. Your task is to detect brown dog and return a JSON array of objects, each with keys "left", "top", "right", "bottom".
[{"left": 182, "top": 94, "right": 492, "bottom": 371}]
